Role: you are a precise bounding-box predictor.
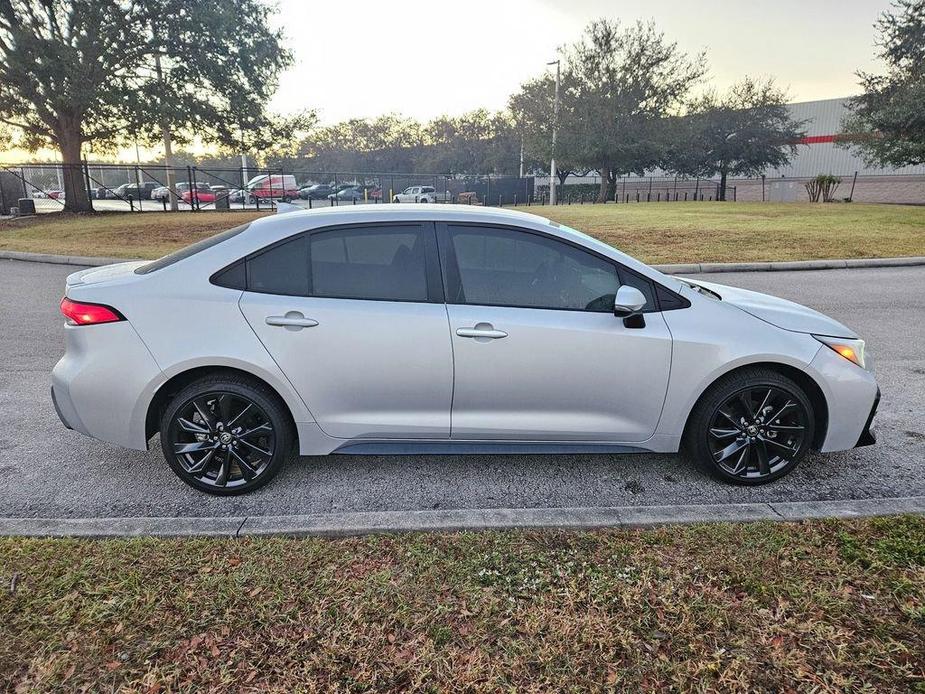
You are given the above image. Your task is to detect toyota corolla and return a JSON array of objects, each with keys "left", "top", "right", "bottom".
[{"left": 52, "top": 205, "right": 879, "bottom": 495}]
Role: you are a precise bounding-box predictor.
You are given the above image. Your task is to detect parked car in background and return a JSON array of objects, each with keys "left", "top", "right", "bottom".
[
  {"left": 327, "top": 185, "right": 365, "bottom": 202},
  {"left": 151, "top": 186, "right": 170, "bottom": 201},
  {"left": 32, "top": 190, "right": 64, "bottom": 199},
  {"left": 227, "top": 188, "right": 252, "bottom": 203},
  {"left": 392, "top": 185, "right": 451, "bottom": 203},
  {"left": 121, "top": 181, "right": 160, "bottom": 200},
  {"left": 368, "top": 187, "right": 382, "bottom": 201},
  {"left": 299, "top": 183, "right": 334, "bottom": 200},
  {"left": 177, "top": 182, "right": 216, "bottom": 205},
  {"left": 52, "top": 206, "right": 879, "bottom": 495},
  {"left": 246, "top": 174, "right": 300, "bottom": 202}
]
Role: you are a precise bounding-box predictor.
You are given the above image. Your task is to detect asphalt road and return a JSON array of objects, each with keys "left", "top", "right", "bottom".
[{"left": 1, "top": 259, "right": 923, "bottom": 519}]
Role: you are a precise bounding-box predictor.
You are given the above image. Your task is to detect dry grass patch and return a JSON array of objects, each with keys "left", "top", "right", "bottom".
[
  {"left": 1, "top": 516, "right": 923, "bottom": 691},
  {"left": 0, "top": 211, "right": 269, "bottom": 259},
  {"left": 1, "top": 203, "right": 923, "bottom": 264},
  {"left": 537, "top": 202, "right": 925, "bottom": 263}
]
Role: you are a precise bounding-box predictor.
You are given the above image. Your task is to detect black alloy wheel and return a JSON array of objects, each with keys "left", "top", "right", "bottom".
[
  {"left": 708, "top": 386, "right": 809, "bottom": 480},
  {"left": 160, "top": 377, "right": 291, "bottom": 495},
  {"left": 688, "top": 368, "right": 815, "bottom": 485}
]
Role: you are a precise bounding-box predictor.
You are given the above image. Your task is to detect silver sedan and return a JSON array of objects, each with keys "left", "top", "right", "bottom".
[{"left": 52, "top": 205, "right": 879, "bottom": 494}]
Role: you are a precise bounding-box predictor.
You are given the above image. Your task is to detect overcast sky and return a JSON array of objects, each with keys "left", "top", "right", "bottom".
[{"left": 271, "top": 0, "right": 894, "bottom": 123}]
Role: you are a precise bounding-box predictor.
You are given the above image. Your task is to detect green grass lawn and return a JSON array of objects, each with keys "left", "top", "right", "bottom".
[
  {"left": 539, "top": 201, "right": 925, "bottom": 264},
  {"left": 1, "top": 202, "right": 922, "bottom": 263},
  {"left": 1, "top": 516, "right": 923, "bottom": 691}
]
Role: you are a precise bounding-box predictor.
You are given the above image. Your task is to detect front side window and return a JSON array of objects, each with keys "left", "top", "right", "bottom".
[{"left": 443, "top": 225, "right": 648, "bottom": 312}]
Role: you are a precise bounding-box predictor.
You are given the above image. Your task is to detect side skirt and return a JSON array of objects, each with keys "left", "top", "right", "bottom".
[{"left": 332, "top": 441, "right": 648, "bottom": 456}]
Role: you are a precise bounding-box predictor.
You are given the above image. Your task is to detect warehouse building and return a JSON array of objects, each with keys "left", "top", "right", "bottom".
[{"left": 550, "top": 97, "right": 925, "bottom": 204}]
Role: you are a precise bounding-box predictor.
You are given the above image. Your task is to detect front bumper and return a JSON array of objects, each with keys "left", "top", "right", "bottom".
[{"left": 855, "top": 387, "right": 880, "bottom": 447}]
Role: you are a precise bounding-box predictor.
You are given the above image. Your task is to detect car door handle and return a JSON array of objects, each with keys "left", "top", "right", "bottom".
[
  {"left": 456, "top": 326, "right": 508, "bottom": 339},
  {"left": 265, "top": 313, "right": 318, "bottom": 329}
]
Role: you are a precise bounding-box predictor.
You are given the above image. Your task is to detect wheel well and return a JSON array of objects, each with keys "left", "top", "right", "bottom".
[
  {"left": 683, "top": 362, "right": 829, "bottom": 450},
  {"left": 145, "top": 366, "right": 298, "bottom": 446}
]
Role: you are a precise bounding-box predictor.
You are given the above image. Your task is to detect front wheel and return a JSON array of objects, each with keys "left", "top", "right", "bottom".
[
  {"left": 686, "top": 368, "right": 815, "bottom": 485},
  {"left": 160, "top": 375, "right": 293, "bottom": 495}
]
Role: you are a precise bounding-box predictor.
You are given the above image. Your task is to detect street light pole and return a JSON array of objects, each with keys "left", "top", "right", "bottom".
[{"left": 548, "top": 59, "right": 560, "bottom": 206}]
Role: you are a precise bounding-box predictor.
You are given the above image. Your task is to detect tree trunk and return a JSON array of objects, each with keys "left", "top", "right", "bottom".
[
  {"left": 718, "top": 167, "right": 728, "bottom": 202},
  {"left": 606, "top": 169, "right": 618, "bottom": 202},
  {"left": 58, "top": 126, "right": 93, "bottom": 213},
  {"left": 597, "top": 167, "right": 608, "bottom": 203}
]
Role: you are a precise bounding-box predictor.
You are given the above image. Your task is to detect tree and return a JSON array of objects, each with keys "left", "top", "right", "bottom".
[
  {"left": 420, "top": 110, "right": 519, "bottom": 175},
  {"left": 842, "top": 0, "right": 925, "bottom": 167},
  {"left": 668, "top": 78, "right": 805, "bottom": 200},
  {"left": 0, "top": 0, "right": 291, "bottom": 212},
  {"left": 510, "top": 74, "right": 586, "bottom": 187},
  {"left": 522, "top": 19, "right": 706, "bottom": 202}
]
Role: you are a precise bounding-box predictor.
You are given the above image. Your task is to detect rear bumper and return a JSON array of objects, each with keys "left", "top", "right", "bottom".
[
  {"left": 51, "top": 321, "right": 161, "bottom": 451},
  {"left": 855, "top": 387, "right": 880, "bottom": 447}
]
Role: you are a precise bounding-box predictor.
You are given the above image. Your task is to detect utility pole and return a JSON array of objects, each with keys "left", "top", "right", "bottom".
[
  {"left": 518, "top": 134, "right": 524, "bottom": 179},
  {"left": 547, "top": 59, "right": 560, "bottom": 206},
  {"left": 154, "top": 50, "right": 178, "bottom": 211}
]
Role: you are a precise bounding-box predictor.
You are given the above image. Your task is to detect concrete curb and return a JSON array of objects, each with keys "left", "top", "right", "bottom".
[
  {"left": 654, "top": 256, "right": 925, "bottom": 275},
  {"left": 1, "top": 497, "right": 922, "bottom": 539},
  {"left": 0, "top": 250, "right": 135, "bottom": 267},
  {"left": 3, "top": 249, "right": 925, "bottom": 274}
]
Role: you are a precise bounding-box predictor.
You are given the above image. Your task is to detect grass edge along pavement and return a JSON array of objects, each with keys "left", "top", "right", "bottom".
[
  {"left": 1, "top": 202, "right": 923, "bottom": 264},
  {"left": 1, "top": 515, "right": 923, "bottom": 691}
]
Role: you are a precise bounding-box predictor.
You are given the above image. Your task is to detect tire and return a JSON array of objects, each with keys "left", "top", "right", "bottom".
[
  {"left": 685, "top": 367, "right": 815, "bottom": 485},
  {"left": 159, "top": 375, "right": 294, "bottom": 495},
  {"left": 393, "top": 196, "right": 400, "bottom": 203}
]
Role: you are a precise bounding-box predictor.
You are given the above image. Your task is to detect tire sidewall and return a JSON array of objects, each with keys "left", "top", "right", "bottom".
[
  {"left": 691, "top": 373, "right": 815, "bottom": 486},
  {"left": 159, "top": 378, "right": 292, "bottom": 496}
]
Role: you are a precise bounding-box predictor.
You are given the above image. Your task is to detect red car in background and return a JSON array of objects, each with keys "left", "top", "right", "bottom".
[{"left": 178, "top": 182, "right": 216, "bottom": 205}]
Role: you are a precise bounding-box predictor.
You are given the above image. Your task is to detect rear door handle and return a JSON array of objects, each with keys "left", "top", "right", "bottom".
[
  {"left": 456, "top": 324, "right": 508, "bottom": 339},
  {"left": 265, "top": 312, "right": 318, "bottom": 330}
]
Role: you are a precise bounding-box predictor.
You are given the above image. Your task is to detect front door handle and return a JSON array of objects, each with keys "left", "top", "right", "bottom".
[
  {"left": 456, "top": 323, "right": 508, "bottom": 340},
  {"left": 265, "top": 312, "right": 318, "bottom": 330}
]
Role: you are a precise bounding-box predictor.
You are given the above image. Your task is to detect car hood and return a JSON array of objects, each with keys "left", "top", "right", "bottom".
[
  {"left": 685, "top": 279, "right": 858, "bottom": 338},
  {"left": 66, "top": 261, "right": 148, "bottom": 289}
]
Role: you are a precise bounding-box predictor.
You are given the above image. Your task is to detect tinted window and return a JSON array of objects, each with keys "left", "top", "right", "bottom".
[
  {"left": 445, "top": 225, "right": 621, "bottom": 312},
  {"left": 310, "top": 226, "right": 427, "bottom": 301},
  {"left": 135, "top": 223, "right": 251, "bottom": 275},
  {"left": 247, "top": 235, "right": 309, "bottom": 296}
]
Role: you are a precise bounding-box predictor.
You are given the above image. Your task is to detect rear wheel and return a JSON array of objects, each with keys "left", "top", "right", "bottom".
[
  {"left": 160, "top": 376, "right": 293, "bottom": 495},
  {"left": 686, "top": 368, "right": 814, "bottom": 485}
]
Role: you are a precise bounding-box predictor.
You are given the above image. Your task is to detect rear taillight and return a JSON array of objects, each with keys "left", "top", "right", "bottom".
[{"left": 60, "top": 297, "right": 124, "bottom": 326}]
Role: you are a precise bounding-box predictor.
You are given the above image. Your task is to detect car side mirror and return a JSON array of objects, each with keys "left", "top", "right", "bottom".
[{"left": 613, "top": 285, "right": 647, "bottom": 318}]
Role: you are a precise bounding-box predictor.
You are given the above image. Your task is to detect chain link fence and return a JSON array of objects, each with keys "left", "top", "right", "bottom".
[{"left": 3, "top": 163, "right": 924, "bottom": 216}]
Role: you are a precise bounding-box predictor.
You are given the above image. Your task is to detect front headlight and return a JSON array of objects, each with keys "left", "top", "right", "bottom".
[{"left": 814, "top": 335, "right": 867, "bottom": 370}]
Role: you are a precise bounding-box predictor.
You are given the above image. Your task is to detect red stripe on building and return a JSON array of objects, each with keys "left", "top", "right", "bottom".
[{"left": 797, "top": 134, "right": 838, "bottom": 145}]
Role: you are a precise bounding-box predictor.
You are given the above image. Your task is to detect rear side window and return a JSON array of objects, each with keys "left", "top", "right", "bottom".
[
  {"left": 231, "top": 224, "right": 433, "bottom": 302},
  {"left": 247, "top": 235, "right": 310, "bottom": 296},
  {"left": 310, "top": 226, "right": 427, "bottom": 301},
  {"left": 135, "top": 223, "right": 250, "bottom": 274}
]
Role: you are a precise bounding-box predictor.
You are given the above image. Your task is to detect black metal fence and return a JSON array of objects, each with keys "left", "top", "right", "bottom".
[
  {"left": 0, "top": 162, "right": 543, "bottom": 215},
  {"left": 7, "top": 162, "right": 918, "bottom": 215}
]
